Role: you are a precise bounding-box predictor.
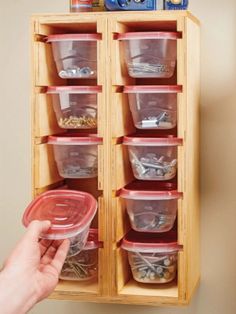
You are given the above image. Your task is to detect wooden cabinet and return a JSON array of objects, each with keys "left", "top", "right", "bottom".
[{"left": 31, "top": 11, "right": 200, "bottom": 306}]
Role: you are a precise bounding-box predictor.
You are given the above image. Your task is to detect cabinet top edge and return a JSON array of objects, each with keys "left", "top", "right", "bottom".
[{"left": 31, "top": 11, "right": 200, "bottom": 25}]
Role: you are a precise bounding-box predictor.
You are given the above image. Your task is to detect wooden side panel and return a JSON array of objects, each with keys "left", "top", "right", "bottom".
[
  {"left": 111, "top": 92, "right": 136, "bottom": 138},
  {"left": 97, "top": 92, "right": 105, "bottom": 137},
  {"left": 184, "top": 17, "right": 200, "bottom": 302},
  {"left": 97, "top": 17, "right": 107, "bottom": 86},
  {"left": 98, "top": 197, "right": 106, "bottom": 242},
  {"left": 98, "top": 145, "right": 104, "bottom": 190},
  {"left": 96, "top": 17, "right": 107, "bottom": 139},
  {"left": 176, "top": 16, "right": 188, "bottom": 301},
  {"left": 35, "top": 41, "right": 64, "bottom": 87},
  {"left": 35, "top": 93, "right": 63, "bottom": 137},
  {"left": 176, "top": 17, "right": 200, "bottom": 303},
  {"left": 112, "top": 144, "right": 134, "bottom": 191},
  {"left": 98, "top": 246, "right": 107, "bottom": 296},
  {"left": 34, "top": 143, "right": 62, "bottom": 189},
  {"left": 111, "top": 197, "right": 131, "bottom": 243},
  {"left": 110, "top": 20, "right": 134, "bottom": 86},
  {"left": 115, "top": 248, "right": 131, "bottom": 294}
]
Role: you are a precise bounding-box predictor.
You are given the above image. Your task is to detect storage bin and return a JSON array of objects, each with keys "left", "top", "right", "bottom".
[
  {"left": 120, "top": 183, "right": 182, "bottom": 232},
  {"left": 22, "top": 190, "right": 97, "bottom": 257},
  {"left": 48, "top": 134, "right": 102, "bottom": 179},
  {"left": 60, "top": 229, "right": 100, "bottom": 281},
  {"left": 117, "top": 32, "right": 181, "bottom": 78},
  {"left": 122, "top": 230, "right": 181, "bottom": 284},
  {"left": 47, "top": 34, "right": 101, "bottom": 79},
  {"left": 123, "top": 136, "right": 182, "bottom": 181},
  {"left": 47, "top": 86, "right": 101, "bottom": 129},
  {"left": 124, "top": 85, "right": 182, "bottom": 130}
]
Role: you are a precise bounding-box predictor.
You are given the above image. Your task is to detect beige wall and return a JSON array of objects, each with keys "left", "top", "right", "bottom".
[{"left": 1, "top": 0, "right": 236, "bottom": 313}]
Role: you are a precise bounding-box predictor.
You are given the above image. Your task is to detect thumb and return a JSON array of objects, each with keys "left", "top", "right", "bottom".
[{"left": 26, "top": 220, "right": 51, "bottom": 241}]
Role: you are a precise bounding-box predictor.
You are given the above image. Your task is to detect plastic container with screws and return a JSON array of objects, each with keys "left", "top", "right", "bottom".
[
  {"left": 48, "top": 134, "right": 103, "bottom": 179},
  {"left": 47, "top": 34, "right": 101, "bottom": 79},
  {"left": 22, "top": 190, "right": 97, "bottom": 257},
  {"left": 117, "top": 32, "right": 181, "bottom": 78},
  {"left": 120, "top": 182, "right": 182, "bottom": 232},
  {"left": 124, "top": 85, "right": 182, "bottom": 130},
  {"left": 122, "top": 230, "right": 181, "bottom": 284},
  {"left": 60, "top": 229, "right": 101, "bottom": 281},
  {"left": 123, "top": 136, "right": 182, "bottom": 181},
  {"left": 47, "top": 86, "right": 101, "bottom": 129}
]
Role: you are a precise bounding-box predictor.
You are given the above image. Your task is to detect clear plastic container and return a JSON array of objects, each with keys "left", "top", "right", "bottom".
[
  {"left": 122, "top": 230, "right": 181, "bottom": 284},
  {"left": 60, "top": 229, "right": 100, "bottom": 281},
  {"left": 117, "top": 32, "right": 181, "bottom": 78},
  {"left": 47, "top": 86, "right": 101, "bottom": 129},
  {"left": 120, "top": 184, "right": 182, "bottom": 233},
  {"left": 47, "top": 34, "right": 101, "bottom": 79},
  {"left": 22, "top": 190, "right": 97, "bottom": 257},
  {"left": 124, "top": 85, "right": 182, "bottom": 130},
  {"left": 48, "top": 134, "right": 102, "bottom": 179},
  {"left": 123, "top": 136, "right": 182, "bottom": 181}
]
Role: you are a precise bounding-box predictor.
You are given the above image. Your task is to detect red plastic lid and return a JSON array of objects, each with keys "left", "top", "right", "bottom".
[
  {"left": 48, "top": 134, "right": 103, "bottom": 145},
  {"left": 122, "top": 230, "right": 182, "bottom": 253},
  {"left": 117, "top": 32, "right": 182, "bottom": 40},
  {"left": 22, "top": 190, "right": 97, "bottom": 240},
  {"left": 124, "top": 85, "right": 182, "bottom": 94},
  {"left": 47, "top": 34, "right": 102, "bottom": 42},
  {"left": 123, "top": 135, "right": 182, "bottom": 146},
  {"left": 120, "top": 187, "right": 182, "bottom": 200},
  {"left": 47, "top": 86, "right": 102, "bottom": 94},
  {"left": 124, "top": 180, "right": 177, "bottom": 191},
  {"left": 84, "top": 229, "right": 101, "bottom": 250}
]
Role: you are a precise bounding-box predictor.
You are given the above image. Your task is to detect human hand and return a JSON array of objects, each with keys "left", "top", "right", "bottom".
[{"left": 0, "top": 220, "right": 70, "bottom": 314}]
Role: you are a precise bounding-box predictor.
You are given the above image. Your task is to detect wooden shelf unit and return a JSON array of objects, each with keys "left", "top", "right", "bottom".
[{"left": 31, "top": 11, "right": 200, "bottom": 306}]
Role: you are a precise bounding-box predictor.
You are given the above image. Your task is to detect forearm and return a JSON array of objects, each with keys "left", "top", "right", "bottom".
[{"left": 0, "top": 267, "right": 37, "bottom": 314}]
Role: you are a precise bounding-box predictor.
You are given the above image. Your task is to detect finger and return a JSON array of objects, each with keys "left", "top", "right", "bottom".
[
  {"left": 50, "top": 239, "right": 70, "bottom": 274},
  {"left": 39, "top": 239, "right": 53, "bottom": 257},
  {"left": 40, "top": 240, "right": 64, "bottom": 264},
  {"left": 25, "top": 220, "right": 51, "bottom": 242},
  {"left": 40, "top": 243, "right": 57, "bottom": 265}
]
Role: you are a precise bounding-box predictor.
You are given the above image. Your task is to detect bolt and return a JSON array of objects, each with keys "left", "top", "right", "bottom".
[
  {"left": 141, "top": 162, "right": 165, "bottom": 170},
  {"left": 129, "top": 150, "right": 148, "bottom": 176}
]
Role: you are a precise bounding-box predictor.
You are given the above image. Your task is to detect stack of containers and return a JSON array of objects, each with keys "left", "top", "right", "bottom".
[
  {"left": 46, "top": 33, "right": 103, "bottom": 181},
  {"left": 25, "top": 33, "right": 102, "bottom": 281},
  {"left": 118, "top": 31, "right": 183, "bottom": 284}
]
